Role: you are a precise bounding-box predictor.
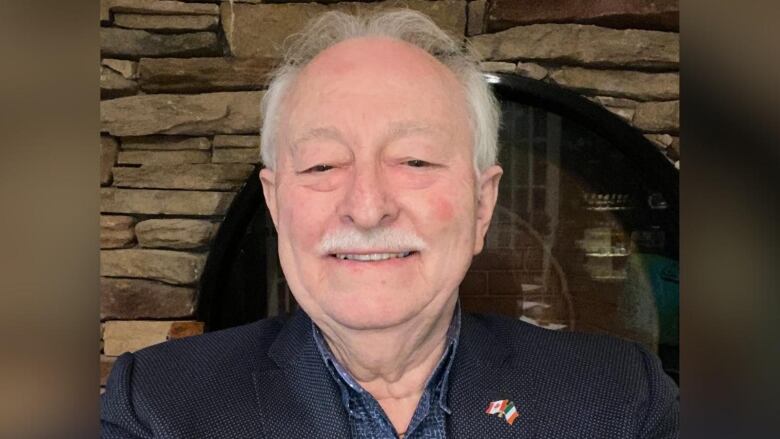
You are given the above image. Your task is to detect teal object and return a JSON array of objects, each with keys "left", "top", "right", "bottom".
[
  {"left": 636, "top": 254, "right": 679, "bottom": 346},
  {"left": 654, "top": 257, "right": 679, "bottom": 346}
]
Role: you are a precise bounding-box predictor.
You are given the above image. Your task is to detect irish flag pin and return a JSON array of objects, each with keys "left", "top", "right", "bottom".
[{"left": 485, "top": 399, "right": 519, "bottom": 425}]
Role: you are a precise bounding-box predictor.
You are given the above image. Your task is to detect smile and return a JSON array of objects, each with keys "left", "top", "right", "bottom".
[{"left": 333, "top": 252, "right": 414, "bottom": 261}]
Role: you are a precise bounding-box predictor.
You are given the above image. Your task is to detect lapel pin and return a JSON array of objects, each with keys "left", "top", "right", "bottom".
[{"left": 485, "top": 399, "right": 519, "bottom": 425}]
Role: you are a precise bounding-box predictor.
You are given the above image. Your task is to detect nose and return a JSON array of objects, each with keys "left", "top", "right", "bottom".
[{"left": 337, "top": 162, "right": 399, "bottom": 230}]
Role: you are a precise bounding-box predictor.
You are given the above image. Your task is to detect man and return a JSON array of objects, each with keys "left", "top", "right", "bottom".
[{"left": 102, "top": 10, "right": 679, "bottom": 438}]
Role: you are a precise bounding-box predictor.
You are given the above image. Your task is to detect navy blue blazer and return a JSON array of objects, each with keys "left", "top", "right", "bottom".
[{"left": 101, "top": 311, "right": 679, "bottom": 438}]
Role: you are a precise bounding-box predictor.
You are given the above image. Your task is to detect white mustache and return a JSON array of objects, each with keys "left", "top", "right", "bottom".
[{"left": 318, "top": 228, "right": 427, "bottom": 255}]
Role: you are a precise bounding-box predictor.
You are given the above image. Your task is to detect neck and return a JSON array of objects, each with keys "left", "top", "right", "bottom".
[
  {"left": 318, "top": 300, "right": 457, "bottom": 434},
  {"left": 318, "top": 297, "right": 456, "bottom": 397}
]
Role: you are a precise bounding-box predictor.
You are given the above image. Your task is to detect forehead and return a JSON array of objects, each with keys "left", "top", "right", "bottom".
[
  {"left": 299, "top": 36, "right": 456, "bottom": 85},
  {"left": 279, "top": 37, "right": 470, "bottom": 142}
]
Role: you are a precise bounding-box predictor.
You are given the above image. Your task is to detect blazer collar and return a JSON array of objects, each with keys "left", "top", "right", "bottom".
[
  {"left": 252, "top": 310, "right": 351, "bottom": 438},
  {"left": 266, "top": 309, "right": 315, "bottom": 368},
  {"left": 447, "top": 314, "right": 538, "bottom": 438}
]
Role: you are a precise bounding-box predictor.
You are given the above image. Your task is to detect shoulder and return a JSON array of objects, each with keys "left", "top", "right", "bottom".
[
  {"left": 107, "top": 315, "right": 289, "bottom": 402},
  {"left": 460, "top": 313, "right": 678, "bottom": 437},
  {"left": 102, "top": 316, "right": 292, "bottom": 435},
  {"left": 465, "top": 312, "right": 644, "bottom": 359},
  {"left": 133, "top": 318, "right": 284, "bottom": 368},
  {"left": 462, "top": 312, "right": 664, "bottom": 390},
  {"left": 132, "top": 315, "right": 287, "bottom": 377}
]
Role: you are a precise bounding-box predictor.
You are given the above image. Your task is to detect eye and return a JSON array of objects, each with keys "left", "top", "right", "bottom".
[
  {"left": 302, "top": 164, "right": 334, "bottom": 173},
  {"left": 405, "top": 159, "right": 432, "bottom": 168}
]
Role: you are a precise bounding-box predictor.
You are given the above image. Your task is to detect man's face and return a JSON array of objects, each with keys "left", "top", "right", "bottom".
[{"left": 261, "top": 37, "right": 502, "bottom": 330}]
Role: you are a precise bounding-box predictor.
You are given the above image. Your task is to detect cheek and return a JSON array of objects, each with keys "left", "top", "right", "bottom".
[
  {"left": 425, "top": 179, "right": 475, "bottom": 225},
  {"left": 422, "top": 188, "right": 479, "bottom": 254},
  {"left": 431, "top": 196, "right": 455, "bottom": 222},
  {"left": 278, "top": 189, "right": 329, "bottom": 248}
]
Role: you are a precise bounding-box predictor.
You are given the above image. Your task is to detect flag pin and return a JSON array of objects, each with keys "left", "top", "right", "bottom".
[{"left": 485, "top": 399, "right": 519, "bottom": 425}]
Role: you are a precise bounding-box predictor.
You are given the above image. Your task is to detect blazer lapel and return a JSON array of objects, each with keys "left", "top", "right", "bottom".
[
  {"left": 252, "top": 311, "right": 351, "bottom": 438},
  {"left": 448, "top": 314, "right": 540, "bottom": 438}
]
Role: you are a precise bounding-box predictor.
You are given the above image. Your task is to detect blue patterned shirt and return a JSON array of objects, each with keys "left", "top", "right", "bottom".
[{"left": 312, "top": 307, "right": 461, "bottom": 439}]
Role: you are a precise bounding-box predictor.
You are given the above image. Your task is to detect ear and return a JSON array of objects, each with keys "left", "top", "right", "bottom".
[
  {"left": 259, "top": 167, "right": 279, "bottom": 230},
  {"left": 473, "top": 165, "right": 503, "bottom": 255}
]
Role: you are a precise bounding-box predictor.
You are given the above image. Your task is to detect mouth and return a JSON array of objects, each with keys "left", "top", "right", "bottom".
[{"left": 330, "top": 251, "right": 417, "bottom": 262}]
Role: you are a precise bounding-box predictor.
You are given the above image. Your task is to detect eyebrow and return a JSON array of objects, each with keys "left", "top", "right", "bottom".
[
  {"left": 382, "top": 120, "right": 437, "bottom": 144},
  {"left": 289, "top": 120, "right": 440, "bottom": 154},
  {"left": 290, "top": 126, "right": 348, "bottom": 151}
]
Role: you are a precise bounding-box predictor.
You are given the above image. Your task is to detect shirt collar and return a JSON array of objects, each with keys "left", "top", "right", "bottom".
[{"left": 312, "top": 303, "right": 461, "bottom": 414}]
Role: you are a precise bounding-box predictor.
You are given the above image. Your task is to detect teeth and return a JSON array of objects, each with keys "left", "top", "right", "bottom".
[{"left": 336, "top": 252, "right": 411, "bottom": 261}]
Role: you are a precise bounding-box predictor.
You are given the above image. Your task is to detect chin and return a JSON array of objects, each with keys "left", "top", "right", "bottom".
[
  {"left": 332, "top": 313, "right": 409, "bottom": 331},
  {"left": 320, "top": 294, "right": 422, "bottom": 330}
]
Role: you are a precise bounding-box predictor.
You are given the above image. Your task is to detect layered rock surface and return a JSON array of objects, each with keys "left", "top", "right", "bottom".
[
  {"left": 101, "top": 248, "right": 207, "bottom": 285},
  {"left": 101, "top": 277, "right": 196, "bottom": 319},
  {"left": 221, "top": 0, "right": 467, "bottom": 58},
  {"left": 101, "top": 92, "right": 263, "bottom": 136},
  {"left": 101, "top": 188, "right": 235, "bottom": 215},
  {"left": 470, "top": 23, "right": 678, "bottom": 69}
]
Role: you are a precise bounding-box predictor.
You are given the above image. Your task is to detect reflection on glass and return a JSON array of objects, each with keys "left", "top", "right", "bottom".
[{"left": 464, "top": 102, "right": 679, "bottom": 381}]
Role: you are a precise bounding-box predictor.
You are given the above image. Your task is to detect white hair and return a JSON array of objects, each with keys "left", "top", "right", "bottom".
[{"left": 259, "top": 9, "right": 500, "bottom": 174}]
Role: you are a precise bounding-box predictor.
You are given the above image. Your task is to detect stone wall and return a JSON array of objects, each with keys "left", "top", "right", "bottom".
[{"left": 99, "top": 0, "right": 679, "bottom": 388}]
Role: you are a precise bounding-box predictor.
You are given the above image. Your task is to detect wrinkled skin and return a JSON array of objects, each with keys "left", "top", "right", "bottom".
[{"left": 260, "top": 37, "right": 502, "bottom": 334}]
